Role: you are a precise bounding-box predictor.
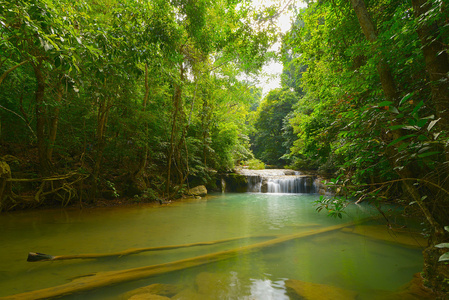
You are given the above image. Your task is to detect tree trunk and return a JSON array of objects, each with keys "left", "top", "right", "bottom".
[
  {"left": 32, "top": 62, "right": 52, "bottom": 176},
  {"left": 0, "top": 60, "right": 28, "bottom": 86},
  {"left": 135, "top": 64, "right": 150, "bottom": 184},
  {"left": 47, "top": 82, "right": 63, "bottom": 162},
  {"left": 166, "top": 61, "right": 184, "bottom": 198},
  {"left": 89, "top": 97, "right": 110, "bottom": 201},
  {"left": 411, "top": 1, "right": 449, "bottom": 294},
  {"left": 349, "top": 0, "right": 398, "bottom": 103},
  {"left": 411, "top": 0, "right": 449, "bottom": 130},
  {"left": 350, "top": 0, "right": 449, "bottom": 294}
]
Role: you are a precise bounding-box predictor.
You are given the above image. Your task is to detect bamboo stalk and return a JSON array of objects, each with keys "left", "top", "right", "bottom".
[{"left": 2, "top": 219, "right": 371, "bottom": 300}]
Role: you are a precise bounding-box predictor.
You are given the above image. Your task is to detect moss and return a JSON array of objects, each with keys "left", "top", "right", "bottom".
[{"left": 222, "top": 173, "right": 248, "bottom": 192}]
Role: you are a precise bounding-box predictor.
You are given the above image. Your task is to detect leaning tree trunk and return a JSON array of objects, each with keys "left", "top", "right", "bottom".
[
  {"left": 411, "top": 0, "right": 449, "bottom": 294},
  {"left": 350, "top": 0, "right": 449, "bottom": 295},
  {"left": 411, "top": 0, "right": 449, "bottom": 131}
]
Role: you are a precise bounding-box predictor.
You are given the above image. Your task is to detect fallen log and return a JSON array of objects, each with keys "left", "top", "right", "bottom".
[
  {"left": 3, "top": 218, "right": 372, "bottom": 300},
  {"left": 27, "top": 234, "right": 282, "bottom": 262}
]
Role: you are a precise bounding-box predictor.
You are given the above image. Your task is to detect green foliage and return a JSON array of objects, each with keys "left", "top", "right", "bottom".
[
  {"left": 244, "top": 158, "right": 265, "bottom": 170},
  {"left": 0, "top": 0, "right": 276, "bottom": 206},
  {"left": 251, "top": 88, "right": 299, "bottom": 166},
  {"left": 314, "top": 195, "right": 348, "bottom": 219}
]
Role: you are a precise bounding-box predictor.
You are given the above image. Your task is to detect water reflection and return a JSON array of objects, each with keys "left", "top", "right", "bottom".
[
  {"left": 0, "top": 193, "right": 424, "bottom": 299},
  {"left": 248, "top": 277, "right": 289, "bottom": 300}
]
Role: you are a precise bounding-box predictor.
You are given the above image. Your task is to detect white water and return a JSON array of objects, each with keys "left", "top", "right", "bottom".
[
  {"left": 240, "top": 169, "right": 317, "bottom": 194},
  {"left": 266, "top": 176, "right": 315, "bottom": 193}
]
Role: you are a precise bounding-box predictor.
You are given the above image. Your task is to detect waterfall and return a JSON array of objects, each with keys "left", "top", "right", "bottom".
[
  {"left": 266, "top": 176, "right": 316, "bottom": 194},
  {"left": 247, "top": 175, "right": 262, "bottom": 193},
  {"left": 240, "top": 169, "right": 317, "bottom": 194}
]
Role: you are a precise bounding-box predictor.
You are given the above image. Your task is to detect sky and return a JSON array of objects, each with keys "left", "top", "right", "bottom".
[{"left": 252, "top": 0, "right": 307, "bottom": 96}]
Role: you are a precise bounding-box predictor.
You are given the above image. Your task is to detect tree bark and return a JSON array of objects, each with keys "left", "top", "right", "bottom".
[
  {"left": 0, "top": 60, "right": 28, "bottom": 86},
  {"left": 166, "top": 61, "right": 184, "bottom": 198},
  {"left": 349, "top": 0, "right": 398, "bottom": 102},
  {"left": 411, "top": 0, "right": 449, "bottom": 130},
  {"left": 27, "top": 233, "right": 282, "bottom": 262},
  {"left": 350, "top": 0, "right": 449, "bottom": 294},
  {"left": 135, "top": 64, "right": 150, "bottom": 183}
]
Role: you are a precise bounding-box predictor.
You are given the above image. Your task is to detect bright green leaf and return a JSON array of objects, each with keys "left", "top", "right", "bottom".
[{"left": 438, "top": 252, "right": 449, "bottom": 262}]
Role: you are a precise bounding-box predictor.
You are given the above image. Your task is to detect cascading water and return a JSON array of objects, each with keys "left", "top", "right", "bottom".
[
  {"left": 247, "top": 175, "right": 262, "bottom": 193},
  {"left": 240, "top": 169, "right": 317, "bottom": 194},
  {"left": 266, "top": 176, "right": 316, "bottom": 193}
]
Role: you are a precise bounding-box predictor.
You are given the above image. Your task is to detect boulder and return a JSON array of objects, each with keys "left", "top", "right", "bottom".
[
  {"left": 285, "top": 279, "right": 358, "bottom": 300},
  {"left": 0, "top": 161, "right": 11, "bottom": 179},
  {"left": 188, "top": 185, "right": 207, "bottom": 197},
  {"left": 260, "top": 179, "right": 268, "bottom": 193},
  {"left": 284, "top": 170, "right": 296, "bottom": 175}
]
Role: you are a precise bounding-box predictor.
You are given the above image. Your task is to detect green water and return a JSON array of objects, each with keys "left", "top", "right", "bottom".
[{"left": 0, "top": 193, "right": 423, "bottom": 299}]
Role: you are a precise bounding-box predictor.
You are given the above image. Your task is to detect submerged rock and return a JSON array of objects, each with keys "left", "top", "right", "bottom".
[
  {"left": 285, "top": 279, "right": 358, "bottom": 300},
  {"left": 392, "top": 272, "right": 436, "bottom": 299},
  {"left": 121, "top": 283, "right": 180, "bottom": 299},
  {"left": 188, "top": 185, "right": 207, "bottom": 197},
  {"left": 128, "top": 294, "right": 170, "bottom": 300},
  {"left": 367, "top": 273, "right": 436, "bottom": 300},
  {"left": 284, "top": 170, "right": 296, "bottom": 175},
  {"left": 341, "top": 225, "right": 427, "bottom": 248},
  {"left": 172, "top": 272, "right": 241, "bottom": 299}
]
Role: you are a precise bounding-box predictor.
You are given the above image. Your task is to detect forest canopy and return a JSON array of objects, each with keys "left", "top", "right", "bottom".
[{"left": 0, "top": 0, "right": 278, "bottom": 207}]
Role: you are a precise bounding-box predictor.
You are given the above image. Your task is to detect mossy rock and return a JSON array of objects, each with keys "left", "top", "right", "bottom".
[
  {"left": 172, "top": 272, "right": 238, "bottom": 299},
  {"left": 222, "top": 173, "right": 248, "bottom": 192},
  {"left": 188, "top": 185, "right": 207, "bottom": 197},
  {"left": 121, "top": 283, "right": 180, "bottom": 299},
  {"left": 285, "top": 279, "right": 358, "bottom": 300},
  {"left": 195, "top": 272, "right": 232, "bottom": 295}
]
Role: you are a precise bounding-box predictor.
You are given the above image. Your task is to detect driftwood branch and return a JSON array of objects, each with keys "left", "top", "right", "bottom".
[
  {"left": 27, "top": 234, "right": 282, "bottom": 262},
  {"left": 2, "top": 218, "right": 374, "bottom": 300}
]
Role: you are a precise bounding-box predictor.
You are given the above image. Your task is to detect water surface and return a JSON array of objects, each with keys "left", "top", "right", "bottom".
[{"left": 0, "top": 193, "right": 423, "bottom": 299}]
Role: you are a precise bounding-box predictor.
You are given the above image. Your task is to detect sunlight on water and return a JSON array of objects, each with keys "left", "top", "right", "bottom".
[{"left": 0, "top": 193, "right": 424, "bottom": 299}]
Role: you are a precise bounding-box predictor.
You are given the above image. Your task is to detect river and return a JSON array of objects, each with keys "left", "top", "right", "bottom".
[{"left": 0, "top": 193, "right": 424, "bottom": 299}]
